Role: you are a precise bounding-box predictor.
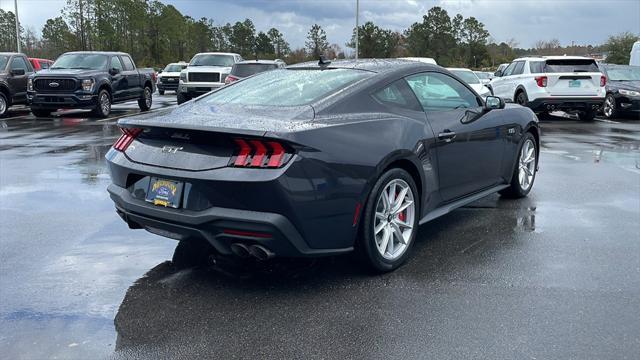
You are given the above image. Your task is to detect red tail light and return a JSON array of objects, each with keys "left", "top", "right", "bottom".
[
  {"left": 535, "top": 76, "right": 547, "bottom": 87},
  {"left": 113, "top": 127, "right": 142, "bottom": 151},
  {"left": 231, "top": 138, "right": 292, "bottom": 168},
  {"left": 225, "top": 75, "right": 239, "bottom": 85},
  {"left": 600, "top": 75, "right": 606, "bottom": 87}
]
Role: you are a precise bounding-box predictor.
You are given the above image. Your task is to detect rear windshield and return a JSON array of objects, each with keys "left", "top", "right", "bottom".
[
  {"left": 231, "top": 63, "right": 278, "bottom": 78},
  {"left": 0, "top": 55, "right": 8, "bottom": 70},
  {"left": 449, "top": 69, "right": 480, "bottom": 84},
  {"left": 544, "top": 59, "right": 599, "bottom": 73},
  {"left": 165, "top": 64, "right": 187, "bottom": 72},
  {"left": 603, "top": 66, "right": 640, "bottom": 81},
  {"left": 202, "top": 68, "right": 372, "bottom": 106}
]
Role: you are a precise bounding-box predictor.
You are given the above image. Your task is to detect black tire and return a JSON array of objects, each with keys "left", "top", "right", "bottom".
[
  {"left": 515, "top": 90, "right": 528, "bottom": 106},
  {"left": 172, "top": 238, "right": 214, "bottom": 269},
  {"left": 581, "top": 110, "right": 596, "bottom": 122},
  {"left": 158, "top": 90, "right": 165, "bottom": 95},
  {"left": 500, "top": 132, "right": 538, "bottom": 198},
  {"left": 602, "top": 94, "right": 617, "bottom": 119},
  {"left": 177, "top": 91, "right": 189, "bottom": 105},
  {"left": 31, "top": 109, "right": 52, "bottom": 118},
  {"left": 0, "top": 92, "right": 8, "bottom": 118},
  {"left": 358, "top": 168, "right": 420, "bottom": 273},
  {"left": 138, "top": 86, "right": 152, "bottom": 111},
  {"left": 92, "top": 89, "right": 111, "bottom": 118}
]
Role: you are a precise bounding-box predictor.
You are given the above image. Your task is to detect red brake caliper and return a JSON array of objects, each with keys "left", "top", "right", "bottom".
[{"left": 396, "top": 189, "right": 406, "bottom": 222}]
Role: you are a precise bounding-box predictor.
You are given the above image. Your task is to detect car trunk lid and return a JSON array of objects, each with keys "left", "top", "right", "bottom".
[{"left": 543, "top": 58, "right": 603, "bottom": 96}]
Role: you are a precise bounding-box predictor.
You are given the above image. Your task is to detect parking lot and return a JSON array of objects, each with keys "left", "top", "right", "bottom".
[{"left": 0, "top": 94, "right": 639, "bottom": 359}]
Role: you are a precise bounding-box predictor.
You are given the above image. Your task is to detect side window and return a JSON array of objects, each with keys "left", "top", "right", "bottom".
[
  {"left": 529, "top": 61, "right": 544, "bottom": 74},
  {"left": 10, "top": 57, "right": 30, "bottom": 72},
  {"left": 512, "top": 61, "right": 525, "bottom": 75},
  {"left": 373, "top": 81, "right": 409, "bottom": 107},
  {"left": 120, "top": 56, "right": 135, "bottom": 71},
  {"left": 110, "top": 56, "right": 123, "bottom": 71},
  {"left": 502, "top": 62, "right": 516, "bottom": 77},
  {"left": 405, "top": 72, "right": 480, "bottom": 112}
]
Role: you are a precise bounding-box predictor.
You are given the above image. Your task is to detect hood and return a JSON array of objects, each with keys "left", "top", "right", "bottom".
[
  {"left": 608, "top": 79, "right": 640, "bottom": 91},
  {"left": 470, "top": 83, "right": 490, "bottom": 95},
  {"left": 118, "top": 99, "right": 318, "bottom": 136},
  {"left": 186, "top": 66, "right": 232, "bottom": 73},
  {"left": 32, "top": 68, "right": 105, "bottom": 77}
]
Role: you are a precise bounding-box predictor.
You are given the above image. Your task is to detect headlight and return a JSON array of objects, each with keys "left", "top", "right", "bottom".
[
  {"left": 27, "top": 78, "right": 33, "bottom": 91},
  {"left": 619, "top": 89, "right": 640, "bottom": 97},
  {"left": 82, "top": 79, "right": 95, "bottom": 92},
  {"left": 180, "top": 72, "right": 187, "bottom": 82}
]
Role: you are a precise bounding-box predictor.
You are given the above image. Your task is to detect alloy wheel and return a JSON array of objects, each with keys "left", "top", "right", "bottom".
[
  {"left": 373, "top": 179, "right": 415, "bottom": 260},
  {"left": 518, "top": 139, "right": 536, "bottom": 191},
  {"left": 145, "top": 88, "right": 152, "bottom": 108},
  {"left": 603, "top": 96, "right": 615, "bottom": 118},
  {"left": 100, "top": 92, "right": 110, "bottom": 115},
  {"left": 0, "top": 95, "right": 6, "bottom": 116}
]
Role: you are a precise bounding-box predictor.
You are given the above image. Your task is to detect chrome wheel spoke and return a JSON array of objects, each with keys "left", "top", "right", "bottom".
[
  {"left": 373, "top": 178, "right": 415, "bottom": 260},
  {"left": 517, "top": 139, "right": 536, "bottom": 190}
]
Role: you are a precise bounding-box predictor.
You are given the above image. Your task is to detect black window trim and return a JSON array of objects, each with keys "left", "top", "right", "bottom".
[{"left": 403, "top": 70, "right": 483, "bottom": 113}]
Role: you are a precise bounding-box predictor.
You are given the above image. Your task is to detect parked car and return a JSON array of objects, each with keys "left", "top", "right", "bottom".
[
  {"left": 106, "top": 59, "right": 540, "bottom": 272},
  {"left": 630, "top": 41, "right": 640, "bottom": 66},
  {"left": 447, "top": 68, "right": 492, "bottom": 97},
  {"left": 225, "top": 59, "right": 286, "bottom": 84},
  {"left": 490, "top": 56, "right": 606, "bottom": 121},
  {"left": 29, "top": 58, "right": 53, "bottom": 71},
  {"left": 496, "top": 63, "right": 509, "bottom": 74},
  {"left": 0, "top": 52, "right": 34, "bottom": 118},
  {"left": 474, "top": 71, "right": 493, "bottom": 84},
  {"left": 177, "top": 52, "right": 242, "bottom": 104},
  {"left": 27, "top": 51, "right": 155, "bottom": 118},
  {"left": 157, "top": 62, "right": 187, "bottom": 95},
  {"left": 598, "top": 63, "right": 640, "bottom": 119},
  {"left": 399, "top": 57, "right": 438, "bottom": 65}
]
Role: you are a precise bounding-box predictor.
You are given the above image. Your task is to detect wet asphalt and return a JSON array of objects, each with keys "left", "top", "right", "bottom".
[{"left": 0, "top": 95, "right": 639, "bottom": 359}]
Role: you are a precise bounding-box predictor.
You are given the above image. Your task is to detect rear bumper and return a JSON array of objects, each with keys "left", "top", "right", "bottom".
[
  {"left": 107, "top": 183, "right": 353, "bottom": 258},
  {"left": 27, "top": 91, "right": 98, "bottom": 110},
  {"left": 528, "top": 97, "right": 604, "bottom": 112}
]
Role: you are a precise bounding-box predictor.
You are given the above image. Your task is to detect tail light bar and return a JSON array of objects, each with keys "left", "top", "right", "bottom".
[
  {"left": 113, "top": 127, "right": 142, "bottom": 151},
  {"left": 535, "top": 76, "right": 548, "bottom": 87},
  {"left": 230, "top": 138, "right": 292, "bottom": 168},
  {"left": 225, "top": 75, "right": 239, "bottom": 85},
  {"left": 600, "top": 75, "right": 607, "bottom": 87}
]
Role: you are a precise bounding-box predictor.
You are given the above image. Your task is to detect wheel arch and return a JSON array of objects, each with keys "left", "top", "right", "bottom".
[
  {"left": 375, "top": 151, "right": 425, "bottom": 210},
  {"left": 514, "top": 85, "right": 528, "bottom": 102},
  {"left": 0, "top": 84, "right": 11, "bottom": 105}
]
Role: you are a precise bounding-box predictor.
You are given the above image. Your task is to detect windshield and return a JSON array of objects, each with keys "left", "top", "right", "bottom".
[
  {"left": 190, "top": 55, "right": 235, "bottom": 67},
  {"left": 202, "top": 68, "right": 372, "bottom": 106},
  {"left": 604, "top": 66, "right": 640, "bottom": 81},
  {"left": 450, "top": 70, "right": 480, "bottom": 84},
  {"left": 544, "top": 59, "right": 599, "bottom": 73},
  {"left": 52, "top": 54, "right": 108, "bottom": 70},
  {"left": 231, "top": 63, "right": 278, "bottom": 78},
  {"left": 0, "top": 55, "right": 8, "bottom": 70},
  {"left": 164, "top": 64, "right": 187, "bottom": 72}
]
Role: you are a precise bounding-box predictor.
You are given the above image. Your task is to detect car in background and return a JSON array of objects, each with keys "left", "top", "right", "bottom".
[
  {"left": 399, "top": 57, "right": 438, "bottom": 65},
  {"left": 29, "top": 58, "right": 53, "bottom": 71},
  {"left": 27, "top": 51, "right": 155, "bottom": 118},
  {"left": 225, "top": 59, "right": 286, "bottom": 84},
  {"left": 177, "top": 52, "right": 242, "bottom": 104},
  {"left": 630, "top": 41, "right": 640, "bottom": 66},
  {"left": 598, "top": 64, "right": 640, "bottom": 119},
  {"left": 496, "top": 63, "right": 509, "bottom": 74},
  {"left": 106, "top": 59, "right": 539, "bottom": 272},
  {"left": 447, "top": 68, "right": 492, "bottom": 97},
  {"left": 474, "top": 71, "right": 493, "bottom": 85},
  {"left": 157, "top": 62, "right": 187, "bottom": 95},
  {"left": 490, "top": 56, "right": 606, "bottom": 121},
  {"left": 0, "top": 52, "right": 34, "bottom": 117}
]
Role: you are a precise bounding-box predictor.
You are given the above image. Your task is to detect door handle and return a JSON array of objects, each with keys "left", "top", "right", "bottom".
[{"left": 437, "top": 130, "right": 457, "bottom": 142}]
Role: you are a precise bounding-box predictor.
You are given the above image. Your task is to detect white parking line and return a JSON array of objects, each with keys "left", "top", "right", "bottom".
[{"left": 595, "top": 118, "right": 620, "bottom": 124}]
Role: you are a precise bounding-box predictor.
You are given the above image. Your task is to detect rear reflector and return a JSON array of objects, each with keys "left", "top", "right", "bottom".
[
  {"left": 113, "top": 127, "right": 142, "bottom": 151},
  {"left": 600, "top": 75, "right": 607, "bottom": 87},
  {"left": 230, "top": 138, "right": 292, "bottom": 168},
  {"left": 535, "top": 76, "right": 547, "bottom": 87}
]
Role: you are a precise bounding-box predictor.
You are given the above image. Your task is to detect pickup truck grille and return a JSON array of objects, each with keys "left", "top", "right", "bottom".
[
  {"left": 34, "top": 78, "right": 77, "bottom": 92},
  {"left": 188, "top": 73, "right": 220, "bottom": 83},
  {"left": 160, "top": 76, "right": 179, "bottom": 83}
]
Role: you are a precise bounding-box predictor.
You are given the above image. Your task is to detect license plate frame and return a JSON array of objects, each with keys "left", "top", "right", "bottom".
[
  {"left": 145, "top": 177, "right": 184, "bottom": 208},
  {"left": 568, "top": 80, "right": 581, "bottom": 88}
]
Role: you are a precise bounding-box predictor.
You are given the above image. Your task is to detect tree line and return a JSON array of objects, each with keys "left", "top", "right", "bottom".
[{"left": 0, "top": 2, "right": 637, "bottom": 68}]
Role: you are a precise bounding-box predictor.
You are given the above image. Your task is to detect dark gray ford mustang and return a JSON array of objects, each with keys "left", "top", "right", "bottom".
[{"left": 106, "top": 59, "right": 539, "bottom": 272}]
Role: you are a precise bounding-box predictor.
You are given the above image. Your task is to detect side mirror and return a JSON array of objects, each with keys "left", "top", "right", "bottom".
[
  {"left": 109, "top": 68, "right": 120, "bottom": 76},
  {"left": 494, "top": 70, "right": 502, "bottom": 77},
  {"left": 484, "top": 96, "right": 505, "bottom": 111},
  {"left": 11, "top": 68, "right": 26, "bottom": 76}
]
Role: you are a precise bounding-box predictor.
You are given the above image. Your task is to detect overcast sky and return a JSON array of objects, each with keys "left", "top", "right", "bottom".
[{"left": 2, "top": 0, "right": 639, "bottom": 51}]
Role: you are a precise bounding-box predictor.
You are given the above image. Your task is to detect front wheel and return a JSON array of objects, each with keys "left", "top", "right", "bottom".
[
  {"left": 138, "top": 86, "right": 152, "bottom": 111},
  {"left": 92, "top": 89, "right": 111, "bottom": 118},
  {"left": 602, "top": 94, "right": 617, "bottom": 119},
  {"left": 358, "top": 168, "right": 419, "bottom": 272},
  {"left": 500, "top": 132, "right": 537, "bottom": 198},
  {"left": 177, "top": 91, "right": 190, "bottom": 105},
  {"left": 581, "top": 109, "right": 596, "bottom": 122},
  {"left": 0, "top": 92, "right": 8, "bottom": 118}
]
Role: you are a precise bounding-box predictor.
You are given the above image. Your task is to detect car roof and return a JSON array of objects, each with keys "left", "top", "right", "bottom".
[
  {"left": 288, "top": 58, "right": 438, "bottom": 74},
  {"left": 235, "top": 59, "right": 284, "bottom": 65},
  {"left": 63, "top": 51, "right": 130, "bottom": 56},
  {"left": 447, "top": 67, "right": 473, "bottom": 72},
  {"left": 193, "top": 52, "right": 240, "bottom": 56},
  {"left": 513, "top": 56, "right": 597, "bottom": 62},
  {"left": 0, "top": 52, "right": 23, "bottom": 56}
]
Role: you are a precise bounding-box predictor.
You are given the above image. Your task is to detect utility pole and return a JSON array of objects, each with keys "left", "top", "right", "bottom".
[
  {"left": 14, "top": 0, "right": 21, "bottom": 53},
  {"left": 355, "top": 0, "right": 359, "bottom": 60}
]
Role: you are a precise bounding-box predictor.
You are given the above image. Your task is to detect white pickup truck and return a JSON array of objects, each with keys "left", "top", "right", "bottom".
[
  {"left": 177, "top": 52, "right": 242, "bottom": 104},
  {"left": 489, "top": 56, "right": 606, "bottom": 121}
]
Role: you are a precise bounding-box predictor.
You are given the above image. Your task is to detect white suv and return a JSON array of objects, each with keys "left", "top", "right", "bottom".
[
  {"left": 178, "top": 52, "right": 242, "bottom": 104},
  {"left": 489, "top": 56, "right": 606, "bottom": 121}
]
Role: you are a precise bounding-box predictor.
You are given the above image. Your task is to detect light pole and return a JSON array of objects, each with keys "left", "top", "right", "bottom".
[
  {"left": 355, "top": 0, "right": 359, "bottom": 60},
  {"left": 14, "top": 0, "right": 21, "bottom": 53}
]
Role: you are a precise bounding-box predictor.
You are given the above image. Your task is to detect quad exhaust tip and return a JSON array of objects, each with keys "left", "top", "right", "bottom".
[
  {"left": 230, "top": 243, "right": 251, "bottom": 258},
  {"left": 230, "top": 243, "right": 275, "bottom": 260}
]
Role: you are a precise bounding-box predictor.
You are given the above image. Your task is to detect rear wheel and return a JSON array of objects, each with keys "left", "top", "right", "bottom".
[
  {"left": 0, "top": 92, "right": 7, "bottom": 118},
  {"left": 177, "top": 91, "right": 190, "bottom": 105},
  {"left": 515, "top": 91, "right": 528, "bottom": 106},
  {"left": 92, "top": 89, "right": 111, "bottom": 118},
  {"left": 581, "top": 109, "right": 596, "bottom": 121},
  {"left": 602, "top": 94, "right": 617, "bottom": 119},
  {"left": 31, "top": 109, "right": 52, "bottom": 118},
  {"left": 359, "top": 168, "right": 419, "bottom": 272},
  {"left": 138, "top": 86, "right": 152, "bottom": 111},
  {"left": 500, "top": 132, "right": 537, "bottom": 198}
]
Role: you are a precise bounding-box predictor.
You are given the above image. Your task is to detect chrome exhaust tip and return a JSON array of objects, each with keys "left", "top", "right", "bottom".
[
  {"left": 230, "top": 243, "right": 251, "bottom": 258},
  {"left": 248, "top": 245, "right": 275, "bottom": 261}
]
